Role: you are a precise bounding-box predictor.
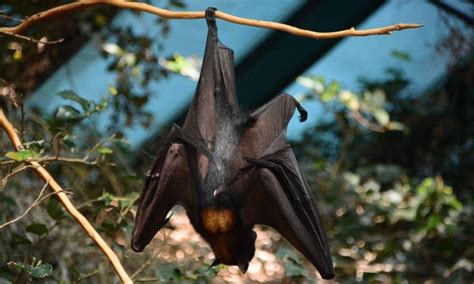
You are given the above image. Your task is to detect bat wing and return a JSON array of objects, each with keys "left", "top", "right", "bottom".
[
  {"left": 237, "top": 93, "right": 307, "bottom": 160},
  {"left": 131, "top": 126, "right": 204, "bottom": 252},
  {"left": 239, "top": 147, "right": 334, "bottom": 279}
]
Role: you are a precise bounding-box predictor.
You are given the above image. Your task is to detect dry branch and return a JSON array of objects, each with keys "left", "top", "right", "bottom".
[
  {"left": 0, "top": 0, "right": 422, "bottom": 43},
  {"left": 0, "top": 109, "right": 132, "bottom": 284}
]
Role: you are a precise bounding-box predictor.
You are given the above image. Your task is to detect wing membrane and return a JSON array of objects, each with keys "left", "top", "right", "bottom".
[{"left": 239, "top": 147, "right": 334, "bottom": 279}]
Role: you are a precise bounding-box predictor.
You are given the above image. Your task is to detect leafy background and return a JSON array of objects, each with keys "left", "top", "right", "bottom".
[{"left": 0, "top": 1, "right": 473, "bottom": 283}]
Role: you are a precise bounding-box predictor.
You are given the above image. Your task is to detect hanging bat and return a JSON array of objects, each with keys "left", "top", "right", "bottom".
[{"left": 131, "top": 8, "right": 335, "bottom": 279}]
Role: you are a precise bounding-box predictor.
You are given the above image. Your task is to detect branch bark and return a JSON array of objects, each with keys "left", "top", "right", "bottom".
[
  {"left": 0, "top": 0, "right": 422, "bottom": 43},
  {"left": 0, "top": 109, "right": 132, "bottom": 284}
]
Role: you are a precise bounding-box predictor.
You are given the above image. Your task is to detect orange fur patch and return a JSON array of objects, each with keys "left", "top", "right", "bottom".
[{"left": 201, "top": 208, "right": 235, "bottom": 234}]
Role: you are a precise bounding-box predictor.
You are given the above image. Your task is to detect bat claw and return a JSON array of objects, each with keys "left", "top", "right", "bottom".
[{"left": 296, "top": 102, "right": 308, "bottom": 122}]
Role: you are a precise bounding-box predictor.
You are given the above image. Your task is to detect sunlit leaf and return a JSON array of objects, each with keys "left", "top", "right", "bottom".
[
  {"left": 373, "top": 109, "right": 390, "bottom": 125},
  {"left": 5, "top": 150, "right": 38, "bottom": 161},
  {"left": 13, "top": 50, "right": 22, "bottom": 60},
  {"left": 102, "top": 43, "right": 122, "bottom": 56},
  {"left": 101, "top": 192, "right": 115, "bottom": 207},
  {"left": 108, "top": 85, "right": 118, "bottom": 96},
  {"left": 97, "top": 147, "right": 113, "bottom": 155}
]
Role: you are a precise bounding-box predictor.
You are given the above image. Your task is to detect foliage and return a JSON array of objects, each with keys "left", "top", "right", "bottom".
[
  {"left": 290, "top": 53, "right": 473, "bottom": 281},
  {"left": 0, "top": 1, "right": 473, "bottom": 283}
]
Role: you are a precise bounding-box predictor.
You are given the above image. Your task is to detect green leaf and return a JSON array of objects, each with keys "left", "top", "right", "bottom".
[
  {"left": 449, "top": 198, "right": 463, "bottom": 211},
  {"left": 391, "top": 50, "right": 412, "bottom": 62},
  {"left": 26, "top": 224, "right": 48, "bottom": 236},
  {"left": 321, "top": 90, "right": 336, "bottom": 102},
  {"left": 13, "top": 262, "right": 53, "bottom": 279},
  {"left": 101, "top": 192, "right": 115, "bottom": 207},
  {"left": 47, "top": 197, "right": 64, "bottom": 221},
  {"left": 108, "top": 85, "right": 118, "bottom": 96},
  {"left": 54, "top": 105, "right": 84, "bottom": 123},
  {"left": 423, "top": 215, "right": 441, "bottom": 232},
  {"left": 11, "top": 233, "right": 31, "bottom": 245},
  {"left": 5, "top": 150, "right": 38, "bottom": 162},
  {"left": 97, "top": 147, "right": 113, "bottom": 155},
  {"left": 57, "top": 90, "right": 91, "bottom": 112}
]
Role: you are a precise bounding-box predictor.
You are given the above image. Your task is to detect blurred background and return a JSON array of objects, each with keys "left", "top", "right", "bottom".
[{"left": 0, "top": 0, "right": 473, "bottom": 283}]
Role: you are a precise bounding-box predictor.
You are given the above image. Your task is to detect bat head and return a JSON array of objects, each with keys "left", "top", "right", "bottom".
[{"left": 207, "top": 227, "right": 257, "bottom": 273}]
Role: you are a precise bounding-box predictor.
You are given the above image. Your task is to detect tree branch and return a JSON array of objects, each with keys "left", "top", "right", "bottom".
[
  {"left": 0, "top": 0, "right": 422, "bottom": 43},
  {"left": 0, "top": 109, "right": 132, "bottom": 284}
]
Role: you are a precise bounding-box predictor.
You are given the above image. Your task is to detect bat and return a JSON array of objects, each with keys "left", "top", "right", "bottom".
[{"left": 131, "top": 8, "right": 335, "bottom": 279}]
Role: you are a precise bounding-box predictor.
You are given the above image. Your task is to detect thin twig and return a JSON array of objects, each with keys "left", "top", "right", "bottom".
[
  {"left": 0, "top": 30, "right": 64, "bottom": 44},
  {"left": 39, "top": 156, "right": 99, "bottom": 165},
  {"left": 130, "top": 252, "right": 159, "bottom": 279},
  {"left": 0, "top": 11, "right": 24, "bottom": 23},
  {"left": 0, "top": 181, "right": 69, "bottom": 229},
  {"left": 74, "top": 268, "right": 101, "bottom": 283},
  {"left": 0, "top": 109, "right": 132, "bottom": 284},
  {"left": 1, "top": 163, "right": 30, "bottom": 188},
  {"left": 134, "top": 277, "right": 162, "bottom": 283},
  {"left": 0, "top": 0, "right": 422, "bottom": 44}
]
